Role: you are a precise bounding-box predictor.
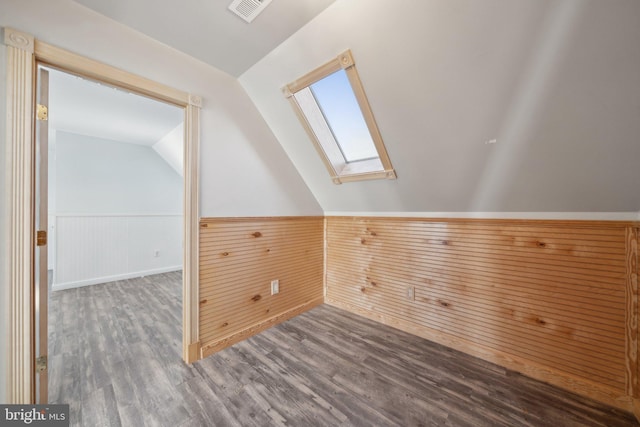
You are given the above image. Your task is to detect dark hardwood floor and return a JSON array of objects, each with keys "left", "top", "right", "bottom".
[{"left": 48, "top": 272, "right": 638, "bottom": 426}]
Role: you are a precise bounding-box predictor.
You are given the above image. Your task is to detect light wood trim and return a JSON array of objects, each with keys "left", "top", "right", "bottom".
[
  {"left": 284, "top": 58, "right": 342, "bottom": 96},
  {"left": 334, "top": 169, "right": 396, "bottom": 183},
  {"left": 285, "top": 94, "right": 340, "bottom": 181},
  {"left": 325, "top": 298, "right": 633, "bottom": 412},
  {"left": 4, "top": 27, "right": 35, "bottom": 404},
  {"left": 283, "top": 49, "right": 396, "bottom": 184},
  {"left": 34, "top": 40, "right": 188, "bottom": 107},
  {"left": 201, "top": 297, "right": 323, "bottom": 357},
  {"left": 183, "top": 98, "right": 201, "bottom": 363},
  {"left": 200, "top": 216, "right": 324, "bottom": 223},
  {"left": 187, "top": 342, "right": 200, "bottom": 364},
  {"left": 327, "top": 215, "right": 638, "bottom": 228},
  {"left": 323, "top": 217, "right": 328, "bottom": 300},
  {"left": 343, "top": 64, "right": 394, "bottom": 175}
]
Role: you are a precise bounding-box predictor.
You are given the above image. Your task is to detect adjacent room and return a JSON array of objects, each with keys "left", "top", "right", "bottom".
[
  {"left": 1, "top": 0, "right": 639, "bottom": 426},
  {"left": 46, "top": 68, "right": 184, "bottom": 292},
  {"left": 42, "top": 67, "right": 186, "bottom": 418}
]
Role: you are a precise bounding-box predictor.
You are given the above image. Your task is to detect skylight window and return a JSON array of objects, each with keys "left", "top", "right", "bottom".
[
  {"left": 309, "top": 69, "right": 377, "bottom": 162},
  {"left": 283, "top": 50, "right": 396, "bottom": 184}
]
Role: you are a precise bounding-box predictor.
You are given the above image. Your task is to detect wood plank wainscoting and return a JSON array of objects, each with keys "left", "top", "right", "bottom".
[
  {"left": 198, "top": 217, "right": 324, "bottom": 359},
  {"left": 325, "top": 217, "right": 640, "bottom": 413}
]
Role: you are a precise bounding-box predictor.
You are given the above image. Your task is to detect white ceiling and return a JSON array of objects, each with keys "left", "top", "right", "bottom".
[
  {"left": 48, "top": 67, "right": 184, "bottom": 146},
  {"left": 71, "top": 0, "right": 337, "bottom": 77}
]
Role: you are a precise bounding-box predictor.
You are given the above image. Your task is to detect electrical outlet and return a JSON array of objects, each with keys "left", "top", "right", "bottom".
[
  {"left": 271, "top": 279, "right": 279, "bottom": 295},
  {"left": 407, "top": 286, "right": 415, "bottom": 301}
]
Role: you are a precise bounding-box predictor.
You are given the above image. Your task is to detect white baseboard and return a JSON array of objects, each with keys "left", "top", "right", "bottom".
[{"left": 51, "top": 266, "right": 182, "bottom": 291}]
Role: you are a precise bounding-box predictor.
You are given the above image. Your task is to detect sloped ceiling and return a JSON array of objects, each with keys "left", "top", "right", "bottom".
[
  {"left": 240, "top": 0, "right": 640, "bottom": 215},
  {"left": 40, "top": 0, "right": 640, "bottom": 215},
  {"left": 71, "top": 0, "right": 336, "bottom": 77},
  {"left": 48, "top": 68, "right": 183, "bottom": 146}
]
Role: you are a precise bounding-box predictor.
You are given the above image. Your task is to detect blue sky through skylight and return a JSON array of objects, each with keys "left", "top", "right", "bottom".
[{"left": 310, "top": 69, "right": 378, "bottom": 163}]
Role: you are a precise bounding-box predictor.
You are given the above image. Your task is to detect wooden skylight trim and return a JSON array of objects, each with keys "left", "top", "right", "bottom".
[{"left": 283, "top": 50, "right": 396, "bottom": 184}]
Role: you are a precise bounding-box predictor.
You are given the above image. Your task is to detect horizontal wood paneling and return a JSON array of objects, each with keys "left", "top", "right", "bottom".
[
  {"left": 325, "top": 217, "right": 637, "bottom": 410},
  {"left": 199, "top": 217, "right": 324, "bottom": 357}
]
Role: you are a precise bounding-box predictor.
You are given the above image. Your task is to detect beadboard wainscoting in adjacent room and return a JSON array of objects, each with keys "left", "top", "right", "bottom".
[
  {"left": 52, "top": 214, "right": 183, "bottom": 290},
  {"left": 198, "top": 217, "right": 324, "bottom": 359},
  {"left": 325, "top": 216, "right": 640, "bottom": 412}
]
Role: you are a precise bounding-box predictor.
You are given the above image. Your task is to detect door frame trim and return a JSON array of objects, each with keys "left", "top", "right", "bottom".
[
  {"left": 3, "top": 27, "right": 201, "bottom": 403},
  {"left": 4, "top": 26, "right": 36, "bottom": 405}
]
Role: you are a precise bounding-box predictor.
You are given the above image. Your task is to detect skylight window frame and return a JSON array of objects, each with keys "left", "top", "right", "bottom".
[{"left": 283, "top": 50, "right": 396, "bottom": 184}]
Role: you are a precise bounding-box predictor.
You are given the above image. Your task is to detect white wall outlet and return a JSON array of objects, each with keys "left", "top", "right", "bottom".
[
  {"left": 271, "top": 279, "right": 279, "bottom": 295},
  {"left": 407, "top": 286, "right": 415, "bottom": 301}
]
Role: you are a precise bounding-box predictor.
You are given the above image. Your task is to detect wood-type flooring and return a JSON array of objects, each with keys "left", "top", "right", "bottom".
[{"left": 48, "top": 272, "right": 638, "bottom": 426}]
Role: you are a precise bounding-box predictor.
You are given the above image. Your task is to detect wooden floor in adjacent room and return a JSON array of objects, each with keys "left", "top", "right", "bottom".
[{"left": 48, "top": 272, "right": 638, "bottom": 427}]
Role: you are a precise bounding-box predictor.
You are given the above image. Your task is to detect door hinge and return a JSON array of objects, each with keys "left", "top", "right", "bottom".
[
  {"left": 35, "top": 355, "right": 47, "bottom": 373},
  {"left": 36, "top": 104, "right": 48, "bottom": 121},
  {"left": 36, "top": 230, "right": 47, "bottom": 246}
]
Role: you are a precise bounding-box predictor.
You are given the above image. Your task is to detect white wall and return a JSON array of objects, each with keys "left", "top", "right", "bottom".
[
  {"left": 152, "top": 124, "right": 183, "bottom": 177},
  {"left": 240, "top": 0, "right": 640, "bottom": 216},
  {"left": 55, "top": 131, "right": 182, "bottom": 214},
  {"left": 50, "top": 131, "right": 183, "bottom": 288},
  {"left": 0, "top": 0, "right": 322, "bottom": 399}
]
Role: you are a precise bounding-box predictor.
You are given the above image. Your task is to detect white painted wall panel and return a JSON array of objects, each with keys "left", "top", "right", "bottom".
[
  {"left": 53, "top": 215, "right": 182, "bottom": 290},
  {"left": 128, "top": 215, "right": 183, "bottom": 272}
]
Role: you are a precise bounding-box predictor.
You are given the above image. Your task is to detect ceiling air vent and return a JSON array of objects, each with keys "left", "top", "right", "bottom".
[{"left": 228, "top": 0, "right": 273, "bottom": 23}]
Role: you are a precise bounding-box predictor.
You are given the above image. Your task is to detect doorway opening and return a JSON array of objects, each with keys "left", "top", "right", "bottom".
[
  {"left": 38, "top": 65, "right": 188, "bottom": 406},
  {"left": 2, "top": 27, "right": 202, "bottom": 404},
  {"left": 44, "top": 67, "right": 185, "bottom": 292}
]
